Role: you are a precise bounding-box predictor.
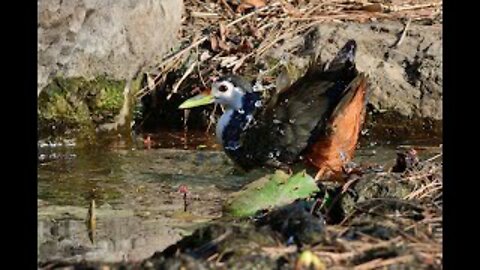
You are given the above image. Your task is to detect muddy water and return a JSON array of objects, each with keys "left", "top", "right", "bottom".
[{"left": 37, "top": 131, "right": 441, "bottom": 264}]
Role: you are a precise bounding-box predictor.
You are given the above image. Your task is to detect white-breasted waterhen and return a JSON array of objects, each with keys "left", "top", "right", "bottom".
[{"left": 179, "top": 40, "right": 368, "bottom": 181}]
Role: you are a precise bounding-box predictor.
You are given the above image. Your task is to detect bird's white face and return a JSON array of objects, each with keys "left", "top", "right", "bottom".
[
  {"left": 178, "top": 75, "right": 250, "bottom": 110},
  {"left": 211, "top": 80, "right": 245, "bottom": 110}
]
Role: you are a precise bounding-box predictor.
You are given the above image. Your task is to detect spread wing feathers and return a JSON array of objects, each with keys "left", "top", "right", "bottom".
[
  {"left": 239, "top": 74, "right": 355, "bottom": 164},
  {"left": 236, "top": 40, "right": 363, "bottom": 166},
  {"left": 238, "top": 40, "right": 361, "bottom": 164},
  {"left": 269, "top": 79, "right": 334, "bottom": 159}
]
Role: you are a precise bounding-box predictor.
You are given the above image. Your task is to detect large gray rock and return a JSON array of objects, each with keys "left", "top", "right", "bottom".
[
  {"left": 38, "top": 0, "right": 184, "bottom": 96},
  {"left": 317, "top": 22, "right": 442, "bottom": 120},
  {"left": 268, "top": 21, "right": 442, "bottom": 121}
]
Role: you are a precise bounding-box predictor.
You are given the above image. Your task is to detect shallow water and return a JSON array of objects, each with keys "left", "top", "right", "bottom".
[{"left": 37, "top": 131, "right": 441, "bottom": 264}]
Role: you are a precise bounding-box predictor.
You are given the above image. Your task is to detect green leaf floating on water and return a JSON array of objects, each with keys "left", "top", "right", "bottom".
[{"left": 223, "top": 170, "right": 320, "bottom": 217}]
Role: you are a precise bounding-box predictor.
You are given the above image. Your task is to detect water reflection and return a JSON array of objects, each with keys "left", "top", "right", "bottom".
[
  {"left": 38, "top": 132, "right": 441, "bottom": 264},
  {"left": 38, "top": 215, "right": 186, "bottom": 263}
]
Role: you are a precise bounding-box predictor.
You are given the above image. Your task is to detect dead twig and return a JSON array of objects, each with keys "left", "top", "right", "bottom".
[
  {"left": 404, "top": 179, "right": 441, "bottom": 200},
  {"left": 226, "top": 3, "right": 281, "bottom": 28},
  {"left": 393, "top": 17, "right": 412, "bottom": 48},
  {"left": 262, "top": 245, "right": 297, "bottom": 257},
  {"left": 353, "top": 255, "right": 415, "bottom": 270},
  {"left": 315, "top": 237, "right": 403, "bottom": 265},
  {"left": 206, "top": 103, "right": 218, "bottom": 133},
  {"left": 219, "top": 0, "right": 236, "bottom": 17},
  {"left": 385, "top": 3, "right": 441, "bottom": 13},
  {"left": 424, "top": 153, "right": 443, "bottom": 163},
  {"left": 324, "top": 176, "right": 361, "bottom": 218},
  {"left": 190, "top": 12, "right": 221, "bottom": 18},
  {"left": 196, "top": 47, "right": 208, "bottom": 88},
  {"left": 255, "top": 21, "right": 319, "bottom": 59},
  {"left": 168, "top": 61, "right": 198, "bottom": 100}
]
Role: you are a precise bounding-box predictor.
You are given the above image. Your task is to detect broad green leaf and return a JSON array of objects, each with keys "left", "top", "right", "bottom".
[{"left": 224, "top": 170, "right": 319, "bottom": 217}]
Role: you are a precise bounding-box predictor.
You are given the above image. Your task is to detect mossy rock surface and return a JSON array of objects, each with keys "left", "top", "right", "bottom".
[{"left": 38, "top": 76, "right": 141, "bottom": 140}]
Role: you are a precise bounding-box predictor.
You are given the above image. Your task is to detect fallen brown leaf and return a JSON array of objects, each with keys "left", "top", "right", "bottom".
[
  {"left": 210, "top": 35, "right": 219, "bottom": 51},
  {"left": 242, "top": 0, "right": 266, "bottom": 8},
  {"left": 234, "top": 38, "right": 254, "bottom": 53},
  {"left": 237, "top": 0, "right": 266, "bottom": 12},
  {"left": 247, "top": 22, "right": 261, "bottom": 39},
  {"left": 218, "top": 39, "right": 231, "bottom": 51},
  {"left": 220, "top": 23, "right": 228, "bottom": 41},
  {"left": 281, "top": 0, "right": 301, "bottom": 17},
  {"left": 362, "top": 3, "right": 383, "bottom": 13}
]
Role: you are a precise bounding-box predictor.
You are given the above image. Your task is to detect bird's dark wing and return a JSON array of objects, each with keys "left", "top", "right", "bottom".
[
  {"left": 239, "top": 40, "right": 361, "bottom": 165},
  {"left": 267, "top": 74, "right": 353, "bottom": 163}
]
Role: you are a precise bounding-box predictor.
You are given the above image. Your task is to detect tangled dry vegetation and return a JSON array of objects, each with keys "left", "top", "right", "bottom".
[
  {"left": 311, "top": 150, "right": 443, "bottom": 269},
  {"left": 135, "top": 0, "right": 442, "bottom": 103}
]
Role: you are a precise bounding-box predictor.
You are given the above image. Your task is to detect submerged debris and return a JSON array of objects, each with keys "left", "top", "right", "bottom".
[
  {"left": 255, "top": 200, "right": 326, "bottom": 246},
  {"left": 45, "top": 150, "right": 441, "bottom": 269},
  {"left": 86, "top": 199, "right": 96, "bottom": 244},
  {"left": 179, "top": 184, "right": 190, "bottom": 212},
  {"left": 392, "top": 148, "right": 420, "bottom": 173}
]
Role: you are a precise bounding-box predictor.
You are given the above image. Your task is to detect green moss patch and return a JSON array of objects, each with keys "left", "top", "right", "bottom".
[{"left": 38, "top": 76, "right": 141, "bottom": 140}]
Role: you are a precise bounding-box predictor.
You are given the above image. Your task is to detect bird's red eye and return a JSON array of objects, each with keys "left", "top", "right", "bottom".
[{"left": 218, "top": 84, "right": 228, "bottom": 92}]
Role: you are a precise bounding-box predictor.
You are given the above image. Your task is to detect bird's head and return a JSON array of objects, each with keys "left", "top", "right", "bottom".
[{"left": 179, "top": 75, "right": 253, "bottom": 110}]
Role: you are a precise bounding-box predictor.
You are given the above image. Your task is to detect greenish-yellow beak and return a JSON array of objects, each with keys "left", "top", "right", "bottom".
[{"left": 178, "top": 89, "right": 214, "bottom": 109}]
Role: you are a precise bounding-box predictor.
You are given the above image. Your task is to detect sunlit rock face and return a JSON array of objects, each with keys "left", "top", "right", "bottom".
[{"left": 37, "top": 0, "right": 184, "bottom": 95}]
